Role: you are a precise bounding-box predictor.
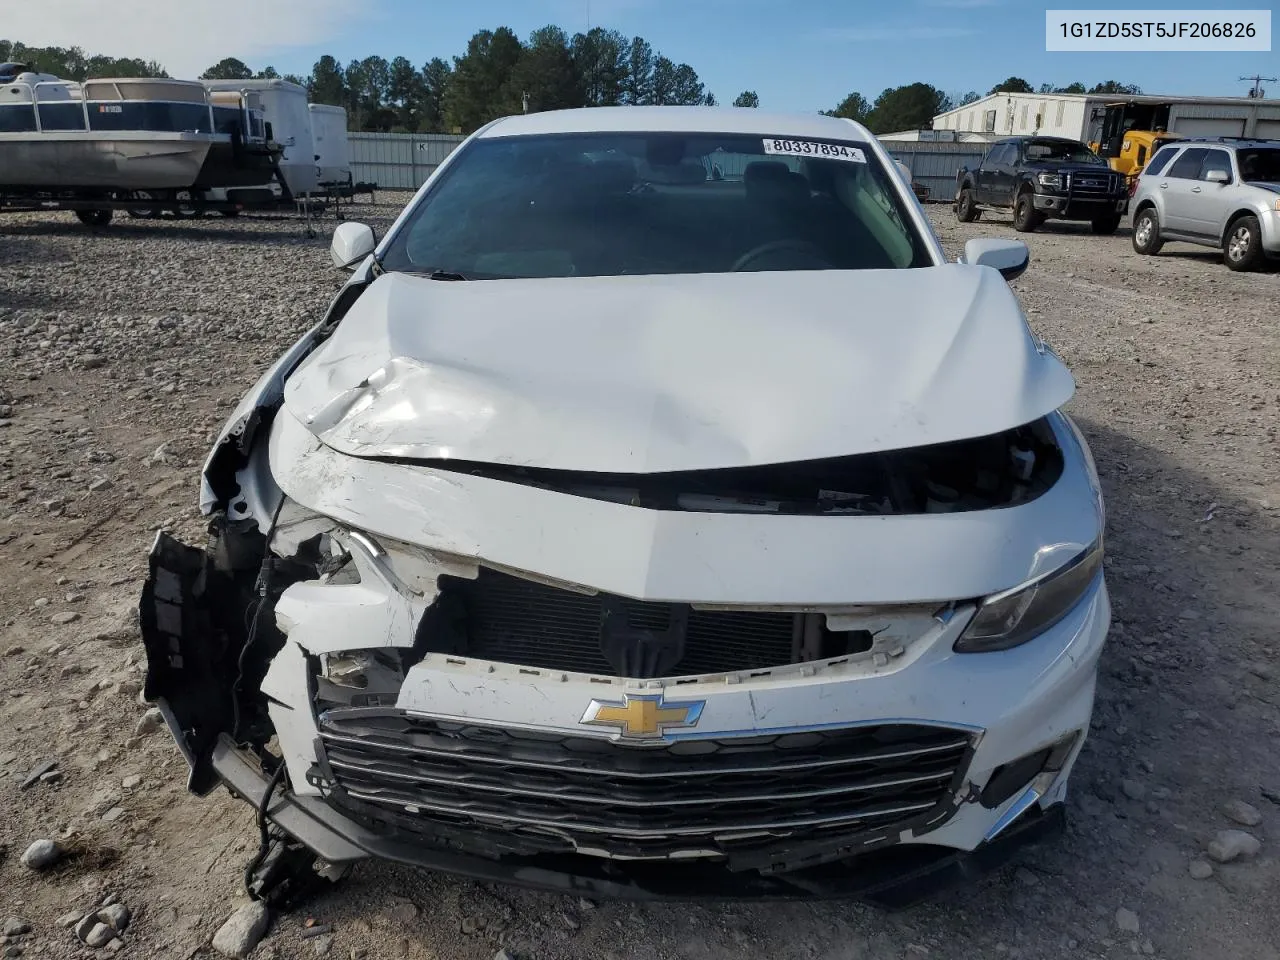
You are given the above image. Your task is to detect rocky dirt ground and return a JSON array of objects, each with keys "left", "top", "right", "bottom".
[{"left": 1, "top": 194, "right": 1278, "bottom": 960}]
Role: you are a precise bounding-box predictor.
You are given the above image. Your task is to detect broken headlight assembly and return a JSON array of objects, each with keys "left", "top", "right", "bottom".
[{"left": 954, "top": 539, "right": 1102, "bottom": 653}]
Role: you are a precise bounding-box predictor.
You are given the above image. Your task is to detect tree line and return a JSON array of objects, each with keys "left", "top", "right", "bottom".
[
  {"left": 202, "top": 27, "right": 741, "bottom": 134},
  {"left": 3, "top": 34, "right": 1146, "bottom": 136},
  {"left": 825, "top": 78, "right": 1144, "bottom": 134},
  {"left": 0, "top": 39, "right": 166, "bottom": 80}
]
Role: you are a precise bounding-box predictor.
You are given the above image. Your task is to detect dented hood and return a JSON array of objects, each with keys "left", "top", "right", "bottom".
[{"left": 283, "top": 266, "right": 1074, "bottom": 473}]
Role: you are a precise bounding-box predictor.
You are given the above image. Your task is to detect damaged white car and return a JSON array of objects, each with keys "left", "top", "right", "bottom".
[{"left": 141, "top": 107, "right": 1109, "bottom": 907}]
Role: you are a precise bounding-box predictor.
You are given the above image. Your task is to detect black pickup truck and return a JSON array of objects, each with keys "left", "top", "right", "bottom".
[{"left": 955, "top": 136, "right": 1129, "bottom": 234}]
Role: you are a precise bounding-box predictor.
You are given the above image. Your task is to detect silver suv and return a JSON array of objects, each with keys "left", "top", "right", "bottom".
[{"left": 1130, "top": 138, "right": 1280, "bottom": 271}]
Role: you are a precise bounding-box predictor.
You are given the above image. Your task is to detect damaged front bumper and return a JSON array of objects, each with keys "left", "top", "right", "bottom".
[
  {"left": 208, "top": 731, "right": 1067, "bottom": 906},
  {"left": 140, "top": 508, "right": 1108, "bottom": 906}
]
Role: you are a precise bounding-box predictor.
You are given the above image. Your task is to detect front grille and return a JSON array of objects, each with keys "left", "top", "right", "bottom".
[
  {"left": 317, "top": 711, "right": 973, "bottom": 863},
  {"left": 429, "top": 567, "right": 806, "bottom": 678},
  {"left": 1069, "top": 171, "right": 1118, "bottom": 196}
]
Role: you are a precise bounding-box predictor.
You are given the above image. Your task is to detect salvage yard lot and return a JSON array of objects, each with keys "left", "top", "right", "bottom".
[{"left": 1, "top": 195, "right": 1278, "bottom": 960}]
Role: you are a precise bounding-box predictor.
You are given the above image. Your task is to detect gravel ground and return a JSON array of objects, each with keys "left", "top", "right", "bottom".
[{"left": 1, "top": 195, "right": 1278, "bottom": 960}]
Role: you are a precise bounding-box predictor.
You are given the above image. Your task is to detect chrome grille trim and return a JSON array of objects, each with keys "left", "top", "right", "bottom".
[
  {"left": 337, "top": 786, "right": 940, "bottom": 839},
  {"left": 315, "top": 713, "right": 976, "bottom": 860},
  {"left": 317, "top": 729, "right": 970, "bottom": 779},
  {"left": 323, "top": 752, "right": 956, "bottom": 808}
]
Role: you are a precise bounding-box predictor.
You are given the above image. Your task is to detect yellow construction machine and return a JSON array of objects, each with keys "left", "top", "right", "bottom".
[{"left": 1088, "top": 101, "right": 1182, "bottom": 182}]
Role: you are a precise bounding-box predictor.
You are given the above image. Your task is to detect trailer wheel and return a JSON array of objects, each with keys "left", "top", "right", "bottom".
[
  {"left": 75, "top": 209, "right": 113, "bottom": 227},
  {"left": 171, "top": 189, "right": 203, "bottom": 219},
  {"left": 127, "top": 190, "right": 161, "bottom": 219}
]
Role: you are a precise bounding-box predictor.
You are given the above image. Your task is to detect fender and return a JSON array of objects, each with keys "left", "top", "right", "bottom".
[{"left": 200, "top": 260, "right": 377, "bottom": 515}]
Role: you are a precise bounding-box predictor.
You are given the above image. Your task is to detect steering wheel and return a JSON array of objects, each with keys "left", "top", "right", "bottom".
[{"left": 730, "top": 239, "right": 830, "bottom": 272}]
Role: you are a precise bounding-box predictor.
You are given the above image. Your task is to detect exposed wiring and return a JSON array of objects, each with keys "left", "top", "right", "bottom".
[
  {"left": 243, "top": 758, "right": 287, "bottom": 900},
  {"left": 230, "top": 494, "right": 288, "bottom": 743}
]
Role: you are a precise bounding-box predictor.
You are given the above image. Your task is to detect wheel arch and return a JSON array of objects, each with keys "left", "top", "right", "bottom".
[{"left": 1220, "top": 209, "right": 1259, "bottom": 246}]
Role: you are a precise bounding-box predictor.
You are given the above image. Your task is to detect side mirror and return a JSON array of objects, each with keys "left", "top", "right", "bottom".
[
  {"left": 330, "top": 221, "right": 376, "bottom": 269},
  {"left": 960, "top": 237, "right": 1030, "bottom": 281},
  {"left": 1204, "top": 169, "right": 1230, "bottom": 184}
]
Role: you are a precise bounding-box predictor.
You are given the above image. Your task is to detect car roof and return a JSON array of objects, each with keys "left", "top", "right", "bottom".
[
  {"left": 1171, "top": 137, "right": 1279, "bottom": 149},
  {"left": 477, "top": 106, "right": 872, "bottom": 141}
]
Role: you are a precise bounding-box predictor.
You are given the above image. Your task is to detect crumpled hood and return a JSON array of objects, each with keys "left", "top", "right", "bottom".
[{"left": 282, "top": 266, "right": 1075, "bottom": 473}]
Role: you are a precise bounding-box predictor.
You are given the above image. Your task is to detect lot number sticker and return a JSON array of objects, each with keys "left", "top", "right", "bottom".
[{"left": 763, "top": 139, "right": 866, "bottom": 163}]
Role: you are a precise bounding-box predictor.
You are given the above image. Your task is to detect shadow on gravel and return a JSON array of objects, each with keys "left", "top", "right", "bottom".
[
  {"left": 285, "top": 417, "right": 1280, "bottom": 959},
  {"left": 0, "top": 219, "right": 327, "bottom": 246}
]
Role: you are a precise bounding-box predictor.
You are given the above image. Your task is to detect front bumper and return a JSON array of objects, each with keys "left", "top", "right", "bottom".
[
  {"left": 1033, "top": 193, "right": 1128, "bottom": 219},
  {"left": 148, "top": 537, "right": 1109, "bottom": 903},
  {"left": 208, "top": 733, "right": 1066, "bottom": 907}
]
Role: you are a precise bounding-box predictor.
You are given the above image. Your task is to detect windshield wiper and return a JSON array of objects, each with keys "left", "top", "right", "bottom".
[{"left": 406, "top": 267, "right": 472, "bottom": 281}]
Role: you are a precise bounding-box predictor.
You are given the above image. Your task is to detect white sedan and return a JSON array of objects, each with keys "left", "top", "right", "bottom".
[{"left": 141, "top": 106, "right": 1108, "bottom": 907}]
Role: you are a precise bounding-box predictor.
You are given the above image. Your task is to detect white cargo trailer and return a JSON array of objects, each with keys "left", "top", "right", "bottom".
[
  {"left": 309, "top": 103, "right": 351, "bottom": 187},
  {"left": 202, "top": 78, "right": 318, "bottom": 197}
]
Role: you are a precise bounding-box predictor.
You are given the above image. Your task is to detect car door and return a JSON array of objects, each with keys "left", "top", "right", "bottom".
[
  {"left": 974, "top": 145, "right": 1005, "bottom": 203},
  {"left": 1158, "top": 147, "right": 1209, "bottom": 233},
  {"left": 983, "top": 144, "right": 1013, "bottom": 207},
  {"left": 1181, "top": 148, "right": 1234, "bottom": 238}
]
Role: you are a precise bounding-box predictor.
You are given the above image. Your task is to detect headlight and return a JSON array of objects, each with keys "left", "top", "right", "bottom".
[
  {"left": 1037, "top": 173, "right": 1062, "bottom": 189},
  {"left": 954, "top": 540, "right": 1103, "bottom": 653}
]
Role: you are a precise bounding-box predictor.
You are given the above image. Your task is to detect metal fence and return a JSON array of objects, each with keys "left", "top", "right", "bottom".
[
  {"left": 347, "top": 131, "right": 985, "bottom": 202},
  {"left": 349, "top": 132, "right": 466, "bottom": 190},
  {"left": 880, "top": 142, "right": 987, "bottom": 201}
]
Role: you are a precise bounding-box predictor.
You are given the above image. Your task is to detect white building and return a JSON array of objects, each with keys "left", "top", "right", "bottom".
[
  {"left": 878, "top": 128, "right": 999, "bottom": 143},
  {"left": 932, "top": 91, "right": 1280, "bottom": 143}
]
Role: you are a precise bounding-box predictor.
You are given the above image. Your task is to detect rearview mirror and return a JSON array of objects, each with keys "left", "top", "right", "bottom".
[
  {"left": 1204, "top": 168, "right": 1230, "bottom": 184},
  {"left": 960, "top": 238, "right": 1030, "bottom": 281},
  {"left": 330, "top": 221, "right": 376, "bottom": 269}
]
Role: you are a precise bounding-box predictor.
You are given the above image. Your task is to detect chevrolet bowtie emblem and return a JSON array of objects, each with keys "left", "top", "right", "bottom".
[{"left": 580, "top": 693, "right": 705, "bottom": 740}]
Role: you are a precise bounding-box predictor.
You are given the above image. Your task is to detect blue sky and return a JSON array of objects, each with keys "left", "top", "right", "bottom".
[{"left": 15, "top": 0, "right": 1279, "bottom": 110}]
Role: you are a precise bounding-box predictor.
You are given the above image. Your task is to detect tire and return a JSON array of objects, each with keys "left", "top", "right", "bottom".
[
  {"left": 956, "top": 187, "right": 978, "bottom": 223},
  {"left": 75, "top": 209, "right": 112, "bottom": 227},
  {"left": 1132, "top": 207, "right": 1163, "bottom": 255},
  {"left": 1223, "top": 215, "right": 1263, "bottom": 272},
  {"left": 220, "top": 209, "right": 241, "bottom": 218},
  {"left": 1013, "top": 192, "right": 1041, "bottom": 233},
  {"left": 127, "top": 190, "right": 160, "bottom": 219},
  {"left": 1091, "top": 214, "right": 1122, "bottom": 235},
  {"left": 171, "top": 189, "right": 202, "bottom": 219}
]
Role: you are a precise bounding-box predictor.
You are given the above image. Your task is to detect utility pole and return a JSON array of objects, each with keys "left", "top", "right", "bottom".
[{"left": 1240, "top": 75, "right": 1275, "bottom": 98}]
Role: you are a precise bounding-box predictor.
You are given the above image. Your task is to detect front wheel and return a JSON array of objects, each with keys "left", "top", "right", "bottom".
[
  {"left": 1224, "top": 216, "right": 1263, "bottom": 272},
  {"left": 1013, "top": 192, "right": 1041, "bottom": 233},
  {"left": 956, "top": 187, "right": 978, "bottom": 223},
  {"left": 1091, "top": 214, "right": 1122, "bottom": 235}
]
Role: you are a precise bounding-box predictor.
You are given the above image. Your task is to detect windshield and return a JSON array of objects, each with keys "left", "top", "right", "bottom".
[
  {"left": 1238, "top": 148, "right": 1280, "bottom": 182},
  {"left": 1025, "top": 140, "right": 1106, "bottom": 165},
  {"left": 378, "top": 132, "right": 932, "bottom": 279}
]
